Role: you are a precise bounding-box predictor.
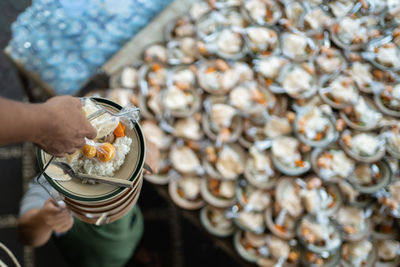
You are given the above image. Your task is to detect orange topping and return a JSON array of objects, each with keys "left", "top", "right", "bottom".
[
  {"left": 315, "top": 132, "right": 324, "bottom": 141},
  {"left": 295, "top": 160, "right": 305, "bottom": 168},
  {"left": 177, "top": 188, "right": 184, "bottom": 198},
  {"left": 82, "top": 144, "right": 96, "bottom": 158},
  {"left": 152, "top": 63, "right": 162, "bottom": 72},
  {"left": 333, "top": 24, "right": 339, "bottom": 34},
  {"left": 113, "top": 122, "right": 126, "bottom": 137},
  {"left": 205, "top": 67, "right": 216, "bottom": 74},
  {"left": 275, "top": 224, "right": 287, "bottom": 233},
  {"left": 97, "top": 143, "right": 116, "bottom": 162},
  {"left": 219, "top": 128, "right": 231, "bottom": 142}
]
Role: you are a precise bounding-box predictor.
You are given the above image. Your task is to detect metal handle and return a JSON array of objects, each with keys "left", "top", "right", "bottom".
[
  {"left": 77, "top": 173, "right": 134, "bottom": 188},
  {"left": 143, "top": 163, "right": 154, "bottom": 174}
]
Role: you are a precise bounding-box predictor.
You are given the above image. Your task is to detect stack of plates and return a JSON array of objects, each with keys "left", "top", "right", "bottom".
[{"left": 37, "top": 98, "right": 146, "bottom": 225}]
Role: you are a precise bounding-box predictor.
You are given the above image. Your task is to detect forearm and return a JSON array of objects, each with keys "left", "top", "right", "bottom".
[
  {"left": 0, "top": 97, "right": 46, "bottom": 146},
  {"left": 18, "top": 209, "right": 53, "bottom": 247}
]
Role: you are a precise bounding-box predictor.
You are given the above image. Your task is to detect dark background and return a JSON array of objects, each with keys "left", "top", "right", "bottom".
[{"left": 0, "top": 1, "right": 244, "bottom": 266}]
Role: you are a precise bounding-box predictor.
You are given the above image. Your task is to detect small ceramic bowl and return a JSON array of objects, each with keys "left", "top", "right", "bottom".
[
  {"left": 168, "top": 176, "right": 205, "bottom": 210},
  {"left": 142, "top": 42, "right": 168, "bottom": 63},
  {"left": 241, "top": 0, "right": 282, "bottom": 26},
  {"left": 347, "top": 160, "right": 392, "bottom": 194},
  {"left": 341, "top": 241, "right": 377, "bottom": 267},
  {"left": 339, "top": 130, "right": 386, "bottom": 163},
  {"left": 166, "top": 37, "right": 200, "bottom": 65},
  {"left": 281, "top": 31, "right": 320, "bottom": 62},
  {"left": 271, "top": 136, "right": 311, "bottom": 176},
  {"left": 235, "top": 179, "right": 271, "bottom": 212},
  {"left": 202, "top": 143, "right": 246, "bottom": 180},
  {"left": 276, "top": 62, "right": 319, "bottom": 99},
  {"left": 202, "top": 103, "right": 243, "bottom": 144},
  {"left": 319, "top": 73, "right": 359, "bottom": 110},
  {"left": 374, "top": 84, "right": 400, "bottom": 118},
  {"left": 161, "top": 86, "right": 202, "bottom": 118},
  {"left": 336, "top": 206, "right": 372, "bottom": 242},
  {"left": 164, "top": 16, "right": 196, "bottom": 41},
  {"left": 293, "top": 106, "right": 338, "bottom": 148},
  {"left": 204, "top": 27, "right": 248, "bottom": 61},
  {"left": 311, "top": 146, "right": 356, "bottom": 182},
  {"left": 200, "top": 205, "right": 235, "bottom": 237},
  {"left": 299, "top": 245, "right": 342, "bottom": 267},
  {"left": 200, "top": 177, "right": 237, "bottom": 208},
  {"left": 264, "top": 205, "right": 297, "bottom": 240},
  {"left": 315, "top": 46, "right": 348, "bottom": 75},
  {"left": 296, "top": 214, "right": 342, "bottom": 254},
  {"left": 243, "top": 25, "right": 280, "bottom": 57},
  {"left": 109, "top": 61, "right": 142, "bottom": 90},
  {"left": 339, "top": 97, "right": 383, "bottom": 131},
  {"left": 363, "top": 36, "right": 400, "bottom": 72},
  {"left": 244, "top": 147, "right": 280, "bottom": 189}
]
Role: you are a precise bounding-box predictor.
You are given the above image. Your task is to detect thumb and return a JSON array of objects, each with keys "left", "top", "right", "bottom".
[{"left": 83, "top": 123, "right": 97, "bottom": 139}]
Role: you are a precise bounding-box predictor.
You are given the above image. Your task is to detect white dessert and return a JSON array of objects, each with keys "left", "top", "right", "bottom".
[
  {"left": 145, "top": 44, "right": 168, "bottom": 62},
  {"left": 316, "top": 52, "right": 342, "bottom": 73},
  {"left": 170, "top": 146, "right": 200, "bottom": 173},
  {"left": 174, "top": 117, "right": 202, "bottom": 140},
  {"left": 178, "top": 177, "right": 201, "bottom": 200},
  {"left": 337, "top": 206, "right": 364, "bottom": 233},
  {"left": 217, "top": 29, "right": 243, "bottom": 55},
  {"left": 282, "top": 65, "right": 314, "bottom": 96},
  {"left": 329, "top": 0, "right": 355, "bottom": 17},
  {"left": 280, "top": 182, "right": 303, "bottom": 217},
  {"left": 346, "top": 240, "right": 373, "bottom": 267},
  {"left": 304, "top": 8, "right": 331, "bottom": 30},
  {"left": 216, "top": 145, "right": 244, "bottom": 179},
  {"left": 377, "top": 240, "right": 400, "bottom": 261},
  {"left": 120, "top": 67, "right": 138, "bottom": 88},
  {"left": 189, "top": 1, "right": 210, "bottom": 21},
  {"left": 337, "top": 17, "right": 367, "bottom": 45},
  {"left": 164, "top": 86, "right": 194, "bottom": 111},
  {"left": 237, "top": 211, "right": 264, "bottom": 232},
  {"left": 257, "top": 56, "right": 286, "bottom": 79},
  {"left": 282, "top": 33, "right": 308, "bottom": 58},
  {"left": 284, "top": 2, "right": 303, "bottom": 25},
  {"left": 229, "top": 85, "right": 252, "bottom": 111},
  {"left": 219, "top": 181, "right": 236, "bottom": 199},
  {"left": 377, "top": 45, "right": 400, "bottom": 68},
  {"left": 354, "top": 98, "right": 382, "bottom": 126},
  {"left": 269, "top": 236, "right": 290, "bottom": 260},
  {"left": 173, "top": 68, "right": 195, "bottom": 86},
  {"left": 297, "top": 107, "right": 330, "bottom": 141},
  {"left": 264, "top": 116, "right": 292, "bottom": 138},
  {"left": 247, "top": 27, "right": 277, "bottom": 47},
  {"left": 327, "top": 75, "right": 358, "bottom": 104},
  {"left": 348, "top": 62, "right": 373, "bottom": 89},
  {"left": 317, "top": 150, "right": 355, "bottom": 179},
  {"left": 246, "top": 190, "right": 271, "bottom": 211},
  {"left": 351, "top": 133, "right": 380, "bottom": 156},
  {"left": 272, "top": 137, "right": 302, "bottom": 168},
  {"left": 210, "top": 103, "right": 236, "bottom": 128}
]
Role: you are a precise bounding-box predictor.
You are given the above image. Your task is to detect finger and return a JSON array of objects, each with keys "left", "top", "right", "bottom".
[
  {"left": 65, "top": 147, "right": 77, "bottom": 154},
  {"left": 83, "top": 124, "right": 97, "bottom": 140}
]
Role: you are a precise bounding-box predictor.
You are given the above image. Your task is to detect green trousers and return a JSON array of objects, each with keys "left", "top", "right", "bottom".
[{"left": 54, "top": 205, "right": 144, "bottom": 267}]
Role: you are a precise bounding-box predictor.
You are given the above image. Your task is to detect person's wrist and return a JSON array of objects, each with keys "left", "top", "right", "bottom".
[{"left": 28, "top": 103, "right": 51, "bottom": 144}]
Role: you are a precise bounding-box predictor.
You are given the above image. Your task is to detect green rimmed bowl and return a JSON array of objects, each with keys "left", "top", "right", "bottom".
[{"left": 37, "top": 97, "right": 146, "bottom": 203}]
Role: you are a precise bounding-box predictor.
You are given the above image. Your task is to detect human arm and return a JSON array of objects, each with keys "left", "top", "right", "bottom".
[
  {"left": 18, "top": 199, "right": 73, "bottom": 247},
  {"left": 0, "top": 96, "right": 97, "bottom": 156}
]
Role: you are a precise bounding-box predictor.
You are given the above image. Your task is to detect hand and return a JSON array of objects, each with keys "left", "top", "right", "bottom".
[
  {"left": 35, "top": 96, "right": 97, "bottom": 157},
  {"left": 40, "top": 199, "right": 73, "bottom": 234},
  {"left": 144, "top": 138, "right": 159, "bottom": 174}
]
